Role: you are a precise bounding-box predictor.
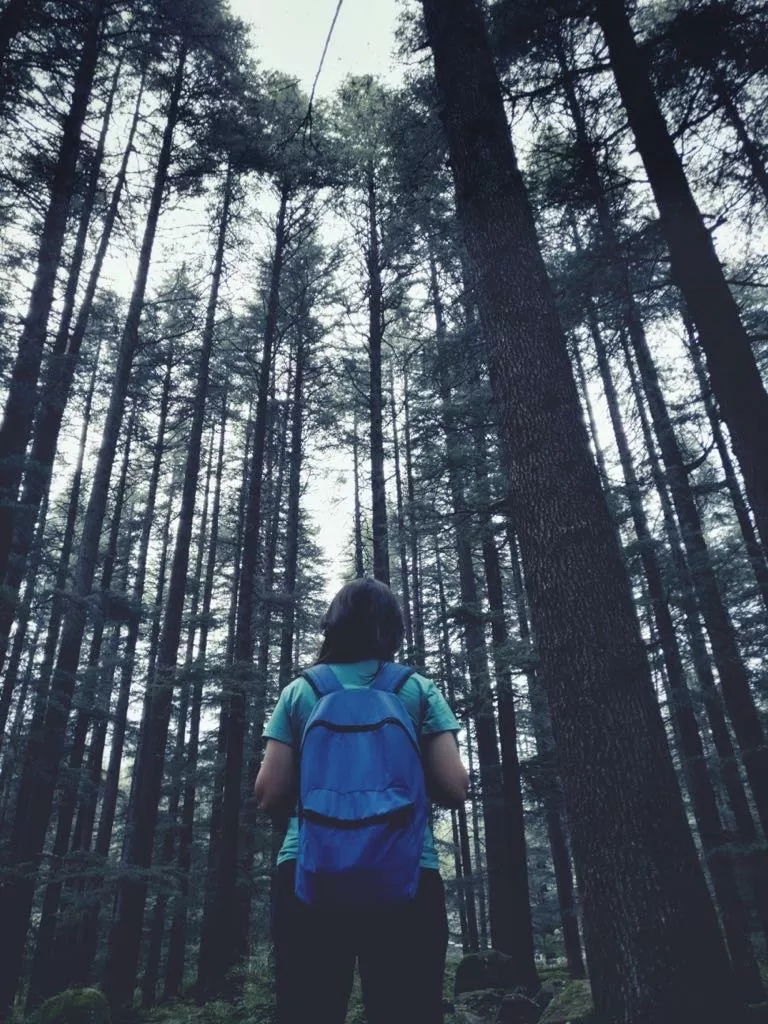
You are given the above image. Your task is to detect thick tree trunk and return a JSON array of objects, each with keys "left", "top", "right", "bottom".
[
  {"left": 198, "top": 178, "right": 289, "bottom": 1000},
  {"left": 593, "top": 0, "right": 768, "bottom": 560},
  {"left": 419, "top": 1, "right": 741, "bottom": 1019},
  {"left": 366, "top": 164, "right": 390, "bottom": 584},
  {"left": 103, "top": 155, "right": 230, "bottom": 1012},
  {"left": 0, "top": 0, "right": 106, "bottom": 582}
]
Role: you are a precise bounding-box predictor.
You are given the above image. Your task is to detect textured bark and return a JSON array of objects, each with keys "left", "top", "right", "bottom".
[
  {"left": 593, "top": 0, "right": 768, "bottom": 562},
  {"left": 366, "top": 164, "right": 390, "bottom": 584},
  {"left": 419, "top": 1, "right": 740, "bottom": 1019},
  {"left": 103, "top": 155, "right": 230, "bottom": 1011},
  {"left": 0, "top": 0, "right": 106, "bottom": 583}
]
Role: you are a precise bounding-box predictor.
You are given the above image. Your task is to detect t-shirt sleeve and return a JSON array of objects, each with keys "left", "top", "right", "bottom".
[
  {"left": 416, "top": 675, "right": 461, "bottom": 736},
  {"left": 262, "top": 681, "right": 298, "bottom": 747}
]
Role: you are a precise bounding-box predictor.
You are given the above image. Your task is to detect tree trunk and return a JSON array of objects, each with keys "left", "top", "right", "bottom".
[
  {"left": 471, "top": 404, "right": 538, "bottom": 985},
  {"left": 506, "top": 523, "right": 585, "bottom": 978},
  {"left": 435, "top": 538, "right": 479, "bottom": 952},
  {"left": 0, "top": 48, "right": 185, "bottom": 1017},
  {"left": 0, "top": 0, "right": 29, "bottom": 72},
  {"left": 366, "top": 163, "right": 390, "bottom": 584},
  {"left": 403, "top": 367, "right": 426, "bottom": 666},
  {"left": 713, "top": 73, "right": 768, "bottom": 207},
  {"left": 465, "top": 717, "right": 489, "bottom": 949},
  {"left": 164, "top": 396, "right": 229, "bottom": 1000},
  {"left": 352, "top": 411, "right": 365, "bottom": 578},
  {"left": 197, "top": 178, "right": 288, "bottom": 1000},
  {"left": 593, "top": 0, "right": 768, "bottom": 561},
  {"left": 586, "top": 312, "right": 763, "bottom": 1000},
  {"left": 0, "top": 65, "right": 147, "bottom": 669},
  {"left": 0, "top": 0, "right": 106, "bottom": 582},
  {"left": 556, "top": 38, "right": 768, "bottom": 838},
  {"left": 25, "top": 401, "right": 137, "bottom": 1009},
  {"left": 278, "top": 334, "right": 305, "bottom": 689},
  {"left": 431, "top": 251, "right": 535, "bottom": 980},
  {"left": 390, "top": 368, "right": 414, "bottom": 657},
  {"left": 681, "top": 313, "right": 768, "bottom": 616},
  {"left": 419, "top": 1, "right": 741, "bottom": 1019},
  {"left": 103, "top": 154, "right": 230, "bottom": 1012}
]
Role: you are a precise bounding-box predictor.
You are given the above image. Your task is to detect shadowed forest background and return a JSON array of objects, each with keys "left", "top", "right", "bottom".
[{"left": 0, "top": 0, "right": 767, "bottom": 1021}]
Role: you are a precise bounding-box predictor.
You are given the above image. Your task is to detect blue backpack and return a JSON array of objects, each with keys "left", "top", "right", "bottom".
[{"left": 295, "top": 662, "right": 428, "bottom": 910}]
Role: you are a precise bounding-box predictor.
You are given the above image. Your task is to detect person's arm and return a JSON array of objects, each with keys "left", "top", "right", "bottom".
[
  {"left": 422, "top": 731, "right": 469, "bottom": 807},
  {"left": 255, "top": 739, "right": 297, "bottom": 814}
]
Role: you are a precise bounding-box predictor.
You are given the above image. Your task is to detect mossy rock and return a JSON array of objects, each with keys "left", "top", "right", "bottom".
[
  {"left": 456, "top": 988, "right": 506, "bottom": 1019},
  {"left": 455, "top": 951, "right": 523, "bottom": 995},
  {"left": 538, "top": 980, "right": 594, "bottom": 1024},
  {"left": 34, "top": 990, "right": 111, "bottom": 1024},
  {"left": 495, "top": 991, "right": 542, "bottom": 1024}
]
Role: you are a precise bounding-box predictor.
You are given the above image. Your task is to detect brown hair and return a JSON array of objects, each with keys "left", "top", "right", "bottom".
[{"left": 315, "top": 578, "right": 405, "bottom": 664}]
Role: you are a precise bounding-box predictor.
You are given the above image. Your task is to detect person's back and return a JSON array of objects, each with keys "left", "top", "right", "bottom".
[{"left": 255, "top": 579, "right": 468, "bottom": 1024}]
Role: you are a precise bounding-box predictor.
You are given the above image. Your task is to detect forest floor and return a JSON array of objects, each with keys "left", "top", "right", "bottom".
[{"left": 138, "top": 955, "right": 580, "bottom": 1024}]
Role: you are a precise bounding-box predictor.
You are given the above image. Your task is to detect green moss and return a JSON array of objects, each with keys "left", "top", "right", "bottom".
[
  {"left": 33, "top": 990, "right": 111, "bottom": 1024},
  {"left": 538, "top": 979, "right": 594, "bottom": 1024}
]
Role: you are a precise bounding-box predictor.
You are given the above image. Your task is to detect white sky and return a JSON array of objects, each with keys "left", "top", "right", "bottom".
[
  {"left": 229, "top": 0, "right": 402, "bottom": 96},
  {"left": 227, "top": 0, "right": 403, "bottom": 597}
]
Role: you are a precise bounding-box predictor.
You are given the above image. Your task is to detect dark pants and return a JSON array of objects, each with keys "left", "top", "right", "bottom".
[{"left": 271, "top": 860, "right": 448, "bottom": 1024}]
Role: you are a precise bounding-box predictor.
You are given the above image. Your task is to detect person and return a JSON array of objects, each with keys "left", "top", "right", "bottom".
[{"left": 255, "top": 577, "right": 469, "bottom": 1024}]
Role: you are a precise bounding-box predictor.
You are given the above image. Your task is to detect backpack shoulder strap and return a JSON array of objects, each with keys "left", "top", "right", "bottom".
[
  {"left": 372, "top": 662, "right": 416, "bottom": 695},
  {"left": 301, "top": 664, "right": 343, "bottom": 698}
]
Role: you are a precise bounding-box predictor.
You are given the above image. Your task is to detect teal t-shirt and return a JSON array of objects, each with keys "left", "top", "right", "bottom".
[{"left": 262, "top": 660, "right": 461, "bottom": 870}]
